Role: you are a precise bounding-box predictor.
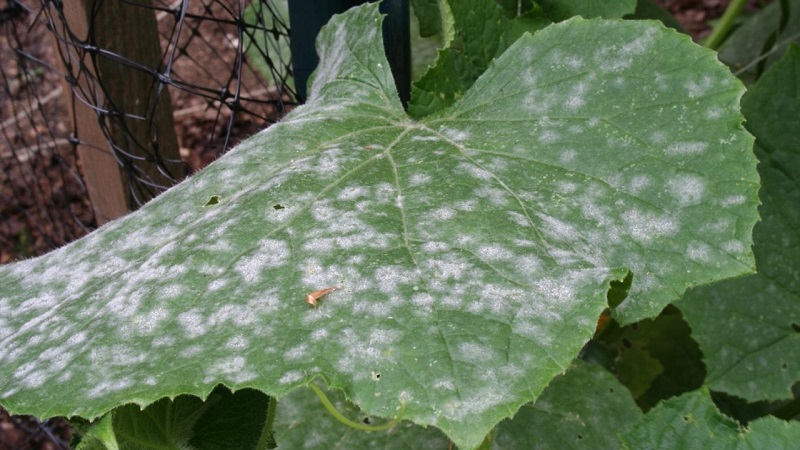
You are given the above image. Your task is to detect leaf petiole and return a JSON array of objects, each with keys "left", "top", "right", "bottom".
[{"left": 308, "top": 381, "right": 405, "bottom": 432}]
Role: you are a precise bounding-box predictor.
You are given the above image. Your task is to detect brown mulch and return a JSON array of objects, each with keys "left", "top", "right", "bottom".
[
  {"left": 0, "top": 410, "right": 70, "bottom": 450},
  {"left": 0, "top": 0, "right": 763, "bottom": 448}
]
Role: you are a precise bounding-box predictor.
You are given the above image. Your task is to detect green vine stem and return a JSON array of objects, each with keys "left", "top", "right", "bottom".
[
  {"left": 308, "top": 381, "right": 406, "bottom": 432},
  {"left": 256, "top": 396, "right": 278, "bottom": 450},
  {"left": 703, "top": 0, "right": 748, "bottom": 50}
]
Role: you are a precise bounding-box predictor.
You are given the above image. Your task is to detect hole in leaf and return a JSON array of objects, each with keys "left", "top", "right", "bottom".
[
  {"left": 371, "top": 372, "right": 381, "bottom": 381},
  {"left": 204, "top": 195, "right": 221, "bottom": 206},
  {"left": 682, "top": 415, "right": 691, "bottom": 422},
  {"left": 782, "top": 362, "right": 788, "bottom": 370},
  {"left": 273, "top": 203, "right": 285, "bottom": 210},
  {"left": 608, "top": 388, "right": 614, "bottom": 393},
  {"left": 577, "top": 435, "right": 583, "bottom": 440},
  {"left": 362, "top": 417, "right": 372, "bottom": 425},
  {"left": 792, "top": 323, "right": 800, "bottom": 333}
]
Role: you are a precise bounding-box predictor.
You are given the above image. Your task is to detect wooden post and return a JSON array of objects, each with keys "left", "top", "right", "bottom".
[{"left": 50, "top": 0, "right": 183, "bottom": 224}]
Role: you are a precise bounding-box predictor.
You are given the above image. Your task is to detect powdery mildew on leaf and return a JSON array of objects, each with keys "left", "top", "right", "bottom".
[
  {"left": 679, "top": 46, "right": 800, "bottom": 403},
  {"left": 0, "top": 5, "right": 758, "bottom": 449}
]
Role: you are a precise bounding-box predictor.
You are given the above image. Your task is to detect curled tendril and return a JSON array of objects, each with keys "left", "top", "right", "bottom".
[{"left": 308, "top": 381, "right": 406, "bottom": 432}]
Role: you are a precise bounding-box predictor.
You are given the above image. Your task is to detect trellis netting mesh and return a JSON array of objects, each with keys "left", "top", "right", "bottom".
[{"left": 1, "top": 0, "right": 294, "bottom": 446}]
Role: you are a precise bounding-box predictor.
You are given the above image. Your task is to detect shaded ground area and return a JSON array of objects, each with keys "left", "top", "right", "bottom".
[{"left": 0, "top": 0, "right": 766, "bottom": 448}]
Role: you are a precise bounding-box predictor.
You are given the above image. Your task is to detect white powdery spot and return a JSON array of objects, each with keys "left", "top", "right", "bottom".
[
  {"left": 443, "top": 384, "right": 513, "bottom": 422},
  {"left": 310, "top": 328, "right": 329, "bottom": 341},
  {"left": 162, "top": 284, "right": 183, "bottom": 299},
  {"left": 535, "top": 278, "right": 576, "bottom": 306},
  {"left": 668, "top": 175, "right": 706, "bottom": 207},
  {"left": 628, "top": 175, "right": 651, "bottom": 194},
  {"left": 457, "top": 162, "right": 493, "bottom": 181},
  {"left": 374, "top": 182, "right": 397, "bottom": 204},
  {"left": 284, "top": 343, "right": 310, "bottom": 361},
  {"left": 537, "top": 213, "right": 581, "bottom": 242},
  {"left": 408, "top": 173, "right": 432, "bottom": 187},
  {"left": 565, "top": 82, "right": 588, "bottom": 110},
  {"left": 474, "top": 186, "right": 509, "bottom": 207},
  {"left": 557, "top": 181, "right": 578, "bottom": 195},
  {"left": 650, "top": 131, "right": 667, "bottom": 144},
  {"left": 208, "top": 355, "right": 248, "bottom": 376},
  {"left": 433, "top": 379, "right": 456, "bottom": 390},
  {"left": 706, "top": 107, "right": 723, "bottom": 119},
  {"left": 687, "top": 241, "right": 712, "bottom": 262},
  {"left": 720, "top": 194, "right": 747, "bottom": 207},
  {"left": 411, "top": 293, "right": 434, "bottom": 307},
  {"left": 224, "top": 335, "right": 250, "bottom": 350},
  {"left": 421, "top": 241, "right": 450, "bottom": 253},
  {"left": 621, "top": 27, "right": 656, "bottom": 55},
  {"left": 106, "top": 289, "right": 144, "bottom": 319},
  {"left": 208, "top": 279, "right": 227, "bottom": 292},
  {"left": 338, "top": 185, "right": 370, "bottom": 201},
  {"left": 369, "top": 328, "right": 401, "bottom": 345},
  {"left": 477, "top": 245, "right": 513, "bottom": 261},
  {"left": 723, "top": 240, "right": 744, "bottom": 254},
  {"left": 426, "top": 258, "right": 472, "bottom": 281},
  {"left": 666, "top": 141, "right": 709, "bottom": 155},
  {"left": 441, "top": 128, "right": 470, "bottom": 142},
  {"left": 279, "top": 370, "right": 304, "bottom": 385},
  {"left": 622, "top": 209, "right": 680, "bottom": 243},
  {"left": 458, "top": 342, "right": 498, "bottom": 364},
  {"left": 559, "top": 149, "right": 577, "bottom": 164},
  {"left": 130, "top": 307, "right": 169, "bottom": 335},
  {"left": 86, "top": 378, "right": 134, "bottom": 399},
  {"left": 177, "top": 309, "right": 207, "bottom": 339},
  {"left": 538, "top": 130, "right": 560, "bottom": 144},
  {"left": 430, "top": 207, "right": 456, "bottom": 221},
  {"left": 374, "top": 266, "right": 418, "bottom": 294},
  {"left": 515, "top": 255, "right": 542, "bottom": 277},
  {"left": 507, "top": 211, "right": 531, "bottom": 227},
  {"left": 410, "top": 135, "right": 441, "bottom": 142},
  {"left": 685, "top": 75, "right": 714, "bottom": 99},
  {"left": 19, "top": 291, "right": 60, "bottom": 314},
  {"left": 235, "top": 239, "right": 289, "bottom": 284}
]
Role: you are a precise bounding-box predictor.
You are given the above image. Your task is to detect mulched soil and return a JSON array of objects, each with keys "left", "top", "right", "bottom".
[{"left": 0, "top": 0, "right": 765, "bottom": 448}]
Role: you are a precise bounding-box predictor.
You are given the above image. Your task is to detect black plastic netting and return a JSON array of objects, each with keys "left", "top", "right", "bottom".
[{"left": 1, "top": 0, "right": 295, "bottom": 447}]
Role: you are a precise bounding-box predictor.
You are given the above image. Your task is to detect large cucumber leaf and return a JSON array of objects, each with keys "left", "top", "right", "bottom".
[
  {"left": 0, "top": 5, "right": 758, "bottom": 449},
  {"left": 679, "top": 46, "right": 800, "bottom": 403}
]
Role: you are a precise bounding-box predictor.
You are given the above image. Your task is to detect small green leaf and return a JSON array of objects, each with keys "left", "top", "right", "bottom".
[
  {"left": 408, "top": 0, "right": 550, "bottom": 118},
  {"left": 410, "top": 0, "right": 446, "bottom": 38},
  {"left": 621, "top": 388, "right": 800, "bottom": 448},
  {"left": 0, "top": 5, "right": 759, "bottom": 449},
  {"left": 495, "top": 361, "right": 643, "bottom": 449},
  {"left": 679, "top": 46, "right": 800, "bottom": 403},
  {"left": 718, "top": 1, "right": 800, "bottom": 81}
]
